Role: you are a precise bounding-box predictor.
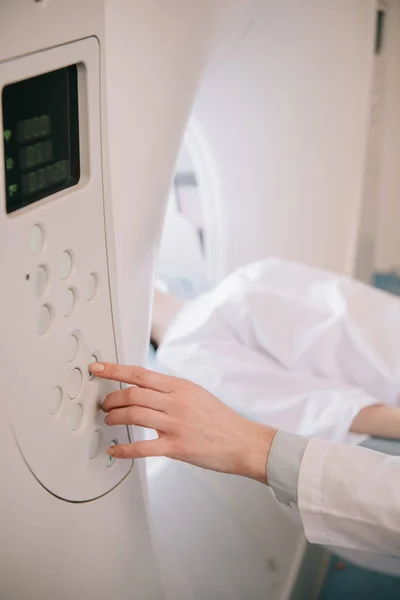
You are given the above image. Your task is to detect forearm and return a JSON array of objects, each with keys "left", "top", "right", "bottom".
[
  {"left": 240, "top": 422, "right": 278, "bottom": 484},
  {"left": 350, "top": 404, "right": 400, "bottom": 439},
  {"left": 241, "top": 405, "right": 400, "bottom": 498}
]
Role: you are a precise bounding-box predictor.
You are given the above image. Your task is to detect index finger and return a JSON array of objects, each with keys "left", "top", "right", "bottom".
[{"left": 89, "top": 362, "right": 175, "bottom": 393}]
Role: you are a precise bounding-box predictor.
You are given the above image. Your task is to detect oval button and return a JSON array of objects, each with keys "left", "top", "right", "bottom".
[
  {"left": 67, "top": 368, "right": 82, "bottom": 400},
  {"left": 71, "top": 404, "right": 83, "bottom": 431},
  {"left": 88, "top": 354, "right": 98, "bottom": 381},
  {"left": 49, "top": 387, "right": 63, "bottom": 415},
  {"left": 66, "top": 334, "right": 79, "bottom": 363},
  {"left": 35, "top": 266, "right": 48, "bottom": 297},
  {"left": 64, "top": 288, "right": 76, "bottom": 317},
  {"left": 61, "top": 251, "right": 73, "bottom": 280},
  {"left": 106, "top": 441, "right": 117, "bottom": 468},
  {"left": 29, "top": 224, "right": 44, "bottom": 255},
  {"left": 86, "top": 273, "right": 98, "bottom": 301},
  {"left": 37, "top": 305, "right": 52, "bottom": 335}
]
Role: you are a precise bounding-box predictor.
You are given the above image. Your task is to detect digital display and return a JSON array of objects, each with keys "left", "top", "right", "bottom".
[{"left": 2, "top": 65, "right": 80, "bottom": 214}]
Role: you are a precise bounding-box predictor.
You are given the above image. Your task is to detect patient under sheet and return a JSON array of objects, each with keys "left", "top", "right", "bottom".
[{"left": 155, "top": 258, "right": 400, "bottom": 445}]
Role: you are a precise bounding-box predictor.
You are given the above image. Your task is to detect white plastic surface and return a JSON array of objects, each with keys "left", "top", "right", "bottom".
[
  {"left": 189, "top": 0, "right": 377, "bottom": 281},
  {"left": 147, "top": 456, "right": 306, "bottom": 600},
  {"left": 0, "top": 1, "right": 226, "bottom": 598},
  {"left": 0, "top": 39, "right": 132, "bottom": 502},
  {"left": 88, "top": 429, "right": 101, "bottom": 459}
]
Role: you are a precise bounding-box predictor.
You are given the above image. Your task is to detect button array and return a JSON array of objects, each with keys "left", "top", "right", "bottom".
[
  {"left": 31, "top": 225, "right": 99, "bottom": 337},
  {"left": 29, "top": 224, "right": 106, "bottom": 459}
]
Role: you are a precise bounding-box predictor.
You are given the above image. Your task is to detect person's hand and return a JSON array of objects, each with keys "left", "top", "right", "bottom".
[
  {"left": 89, "top": 362, "right": 277, "bottom": 484},
  {"left": 351, "top": 404, "right": 400, "bottom": 439}
]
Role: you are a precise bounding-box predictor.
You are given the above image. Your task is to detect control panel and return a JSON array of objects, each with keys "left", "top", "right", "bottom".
[{"left": 0, "top": 38, "right": 133, "bottom": 502}]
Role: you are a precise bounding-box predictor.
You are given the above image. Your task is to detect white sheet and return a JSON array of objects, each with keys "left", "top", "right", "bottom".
[{"left": 156, "top": 258, "right": 400, "bottom": 444}]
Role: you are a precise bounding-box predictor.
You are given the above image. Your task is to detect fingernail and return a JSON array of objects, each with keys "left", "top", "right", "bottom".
[
  {"left": 89, "top": 362, "right": 105, "bottom": 373},
  {"left": 107, "top": 446, "right": 115, "bottom": 456}
]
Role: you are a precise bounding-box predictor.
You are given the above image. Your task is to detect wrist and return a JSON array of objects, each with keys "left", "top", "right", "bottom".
[{"left": 240, "top": 422, "right": 278, "bottom": 485}]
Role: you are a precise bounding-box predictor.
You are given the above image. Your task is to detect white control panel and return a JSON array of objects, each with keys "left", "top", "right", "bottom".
[{"left": 0, "top": 38, "right": 133, "bottom": 502}]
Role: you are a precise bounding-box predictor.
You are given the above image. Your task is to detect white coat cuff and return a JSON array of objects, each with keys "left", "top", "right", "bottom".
[
  {"left": 297, "top": 438, "right": 334, "bottom": 545},
  {"left": 267, "top": 430, "right": 309, "bottom": 510}
]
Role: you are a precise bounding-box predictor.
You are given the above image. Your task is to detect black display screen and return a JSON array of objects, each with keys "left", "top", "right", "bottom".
[{"left": 2, "top": 65, "right": 80, "bottom": 213}]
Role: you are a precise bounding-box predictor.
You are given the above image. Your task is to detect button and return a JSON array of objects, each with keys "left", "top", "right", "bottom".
[
  {"left": 29, "top": 224, "right": 44, "bottom": 255},
  {"left": 86, "top": 273, "right": 98, "bottom": 301},
  {"left": 66, "top": 334, "right": 79, "bottom": 363},
  {"left": 88, "top": 354, "right": 98, "bottom": 380},
  {"left": 37, "top": 305, "right": 52, "bottom": 335},
  {"left": 71, "top": 404, "right": 83, "bottom": 431},
  {"left": 49, "top": 387, "right": 63, "bottom": 415},
  {"left": 88, "top": 430, "right": 102, "bottom": 459},
  {"left": 64, "top": 288, "right": 76, "bottom": 317},
  {"left": 67, "top": 368, "right": 82, "bottom": 399},
  {"left": 106, "top": 441, "right": 117, "bottom": 467},
  {"left": 61, "top": 251, "right": 73, "bottom": 280},
  {"left": 35, "top": 266, "right": 48, "bottom": 297}
]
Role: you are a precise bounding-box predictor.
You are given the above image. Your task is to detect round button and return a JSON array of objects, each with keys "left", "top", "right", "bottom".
[
  {"left": 37, "top": 305, "right": 52, "bottom": 335},
  {"left": 67, "top": 368, "right": 82, "bottom": 400},
  {"left": 86, "top": 273, "right": 98, "bottom": 301},
  {"left": 49, "top": 387, "right": 63, "bottom": 415},
  {"left": 88, "top": 354, "right": 98, "bottom": 381},
  {"left": 71, "top": 404, "right": 83, "bottom": 431},
  {"left": 106, "top": 441, "right": 117, "bottom": 468},
  {"left": 35, "top": 266, "right": 48, "bottom": 297},
  {"left": 29, "top": 225, "right": 44, "bottom": 255},
  {"left": 88, "top": 430, "right": 102, "bottom": 459},
  {"left": 64, "top": 288, "right": 76, "bottom": 317},
  {"left": 61, "top": 251, "right": 73, "bottom": 280},
  {"left": 66, "top": 334, "right": 79, "bottom": 363}
]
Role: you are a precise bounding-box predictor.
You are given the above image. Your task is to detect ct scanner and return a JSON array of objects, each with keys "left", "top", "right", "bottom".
[{"left": 1, "top": 1, "right": 400, "bottom": 599}]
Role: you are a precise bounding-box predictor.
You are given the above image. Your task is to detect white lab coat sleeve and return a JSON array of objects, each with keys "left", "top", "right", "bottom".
[
  {"left": 267, "top": 430, "right": 309, "bottom": 507},
  {"left": 159, "top": 258, "right": 400, "bottom": 405},
  {"left": 298, "top": 437, "right": 400, "bottom": 554}
]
